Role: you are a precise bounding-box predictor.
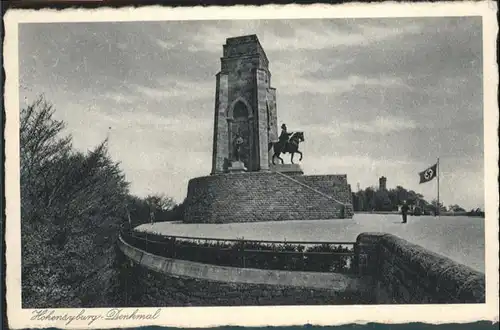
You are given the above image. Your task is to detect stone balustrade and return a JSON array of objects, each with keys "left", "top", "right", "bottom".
[
  {"left": 355, "top": 233, "right": 485, "bottom": 304},
  {"left": 118, "top": 231, "right": 485, "bottom": 305}
]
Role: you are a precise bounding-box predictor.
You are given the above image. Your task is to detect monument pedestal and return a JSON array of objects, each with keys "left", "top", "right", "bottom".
[
  {"left": 269, "top": 163, "right": 304, "bottom": 175},
  {"left": 228, "top": 161, "right": 247, "bottom": 173}
]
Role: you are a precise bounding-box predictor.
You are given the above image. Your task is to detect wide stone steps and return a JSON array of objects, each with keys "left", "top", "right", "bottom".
[{"left": 274, "top": 171, "right": 349, "bottom": 207}]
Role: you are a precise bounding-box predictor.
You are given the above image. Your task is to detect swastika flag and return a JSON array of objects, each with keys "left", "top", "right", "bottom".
[{"left": 419, "top": 163, "right": 437, "bottom": 184}]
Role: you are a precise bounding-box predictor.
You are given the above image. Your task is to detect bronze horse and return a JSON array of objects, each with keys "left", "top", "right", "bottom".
[{"left": 268, "top": 131, "right": 304, "bottom": 165}]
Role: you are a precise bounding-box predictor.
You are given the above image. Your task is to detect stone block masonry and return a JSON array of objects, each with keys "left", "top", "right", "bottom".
[
  {"left": 297, "top": 174, "right": 354, "bottom": 217},
  {"left": 183, "top": 172, "right": 353, "bottom": 223},
  {"left": 212, "top": 35, "right": 278, "bottom": 174},
  {"left": 117, "top": 235, "right": 375, "bottom": 306},
  {"left": 194, "top": 35, "right": 354, "bottom": 223},
  {"left": 118, "top": 231, "right": 483, "bottom": 305},
  {"left": 122, "top": 266, "right": 375, "bottom": 307},
  {"left": 356, "top": 233, "right": 485, "bottom": 304}
]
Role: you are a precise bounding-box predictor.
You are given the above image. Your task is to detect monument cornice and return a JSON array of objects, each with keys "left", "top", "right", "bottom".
[
  {"left": 219, "top": 53, "right": 269, "bottom": 67},
  {"left": 223, "top": 34, "right": 270, "bottom": 64}
]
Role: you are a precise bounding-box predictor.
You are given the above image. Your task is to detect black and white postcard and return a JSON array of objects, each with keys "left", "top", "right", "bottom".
[{"left": 3, "top": 2, "right": 499, "bottom": 329}]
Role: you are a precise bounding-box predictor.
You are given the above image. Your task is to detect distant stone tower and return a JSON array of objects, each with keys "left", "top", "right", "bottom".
[
  {"left": 211, "top": 35, "right": 278, "bottom": 174},
  {"left": 379, "top": 176, "right": 387, "bottom": 191}
]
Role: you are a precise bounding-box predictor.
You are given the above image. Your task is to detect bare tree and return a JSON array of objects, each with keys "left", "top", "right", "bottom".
[{"left": 145, "top": 193, "right": 176, "bottom": 212}]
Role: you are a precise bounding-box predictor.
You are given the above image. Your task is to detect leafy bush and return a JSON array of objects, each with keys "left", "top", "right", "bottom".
[{"left": 21, "top": 96, "right": 130, "bottom": 307}]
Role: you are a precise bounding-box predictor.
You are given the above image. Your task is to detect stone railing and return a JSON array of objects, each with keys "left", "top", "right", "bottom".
[
  {"left": 117, "top": 233, "right": 375, "bottom": 305},
  {"left": 118, "top": 230, "right": 485, "bottom": 305},
  {"left": 355, "top": 233, "right": 485, "bottom": 304},
  {"left": 121, "top": 229, "right": 356, "bottom": 274}
]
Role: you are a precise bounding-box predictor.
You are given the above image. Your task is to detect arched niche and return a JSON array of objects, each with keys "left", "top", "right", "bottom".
[
  {"left": 233, "top": 101, "right": 249, "bottom": 118},
  {"left": 227, "top": 97, "right": 253, "bottom": 120},
  {"left": 227, "top": 97, "right": 254, "bottom": 169}
]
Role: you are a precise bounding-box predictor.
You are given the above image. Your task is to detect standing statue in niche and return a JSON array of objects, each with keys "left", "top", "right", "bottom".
[
  {"left": 229, "top": 135, "right": 247, "bottom": 172},
  {"left": 233, "top": 136, "right": 244, "bottom": 162}
]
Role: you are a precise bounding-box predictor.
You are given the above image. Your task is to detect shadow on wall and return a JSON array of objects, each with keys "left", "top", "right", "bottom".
[{"left": 223, "top": 158, "right": 230, "bottom": 172}]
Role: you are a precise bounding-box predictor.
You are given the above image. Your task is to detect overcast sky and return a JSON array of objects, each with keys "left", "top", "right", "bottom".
[{"left": 19, "top": 17, "right": 484, "bottom": 209}]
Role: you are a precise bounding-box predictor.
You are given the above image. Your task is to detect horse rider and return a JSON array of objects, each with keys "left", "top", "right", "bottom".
[{"left": 279, "top": 123, "right": 293, "bottom": 153}]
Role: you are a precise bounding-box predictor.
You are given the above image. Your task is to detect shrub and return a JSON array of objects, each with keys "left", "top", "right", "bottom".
[{"left": 21, "top": 96, "right": 130, "bottom": 307}]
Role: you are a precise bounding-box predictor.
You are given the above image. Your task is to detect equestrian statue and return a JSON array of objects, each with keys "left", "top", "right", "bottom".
[{"left": 268, "top": 123, "right": 305, "bottom": 165}]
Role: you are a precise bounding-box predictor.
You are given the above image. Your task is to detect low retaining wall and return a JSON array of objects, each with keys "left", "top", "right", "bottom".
[
  {"left": 119, "top": 232, "right": 484, "bottom": 305},
  {"left": 356, "top": 233, "right": 485, "bottom": 304},
  {"left": 121, "top": 264, "right": 373, "bottom": 307},
  {"left": 117, "top": 235, "right": 375, "bottom": 305},
  {"left": 183, "top": 172, "right": 353, "bottom": 223},
  {"left": 118, "top": 235, "right": 368, "bottom": 290}
]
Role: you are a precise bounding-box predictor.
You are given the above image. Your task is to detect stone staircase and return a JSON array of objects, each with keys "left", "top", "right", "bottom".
[{"left": 269, "top": 165, "right": 354, "bottom": 219}]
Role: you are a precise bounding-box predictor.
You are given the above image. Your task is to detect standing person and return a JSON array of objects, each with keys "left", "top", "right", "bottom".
[
  {"left": 401, "top": 200, "right": 410, "bottom": 223},
  {"left": 126, "top": 206, "right": 132, "bottom": 229},
  {"left": 150, "top": 210, "right": 155, "bottom": 225}
]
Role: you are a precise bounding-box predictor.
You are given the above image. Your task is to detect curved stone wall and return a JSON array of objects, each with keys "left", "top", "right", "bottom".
[
  {"left": 355, "top": 233, "right": 485, "bottom": 304},
  {"left": 118, "top": 234, "right": 364, "bottom": 289},
  {"left": 183, "top": 172, "right": 353, "bottom": 223},
  {"left": 118, "top": 232, "right": 484, "bottom": 305},
  {"left": 117, "top": 235, "right": 375, "bottom": 306}
]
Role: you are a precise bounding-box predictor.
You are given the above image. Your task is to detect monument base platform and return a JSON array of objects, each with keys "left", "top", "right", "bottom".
[
  {"left": 228, "top": 161, "right": 247, "bottom": 173},
  {"left": 269, "top": 163, "right": 304, "bottom": 175},
  {"left": 184, "top": 171, "right": 353, "bottom": 224}
]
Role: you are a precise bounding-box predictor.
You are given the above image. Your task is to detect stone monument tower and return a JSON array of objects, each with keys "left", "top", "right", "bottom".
[
  {"left": 211, "top": 35, "right": 278, "bottom": 174},
  {"left": 183, "top": 34, "right": 354, "bottom": 223}
]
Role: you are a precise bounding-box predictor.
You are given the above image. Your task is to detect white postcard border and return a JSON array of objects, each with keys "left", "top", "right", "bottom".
[{"left": 4, "top": 2, "right": 499, "bottom": 329}]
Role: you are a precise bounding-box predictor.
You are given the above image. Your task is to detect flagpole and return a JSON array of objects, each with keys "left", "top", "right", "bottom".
[{"left": 437, "top": 157, "right": 440, "bottom": 218}]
